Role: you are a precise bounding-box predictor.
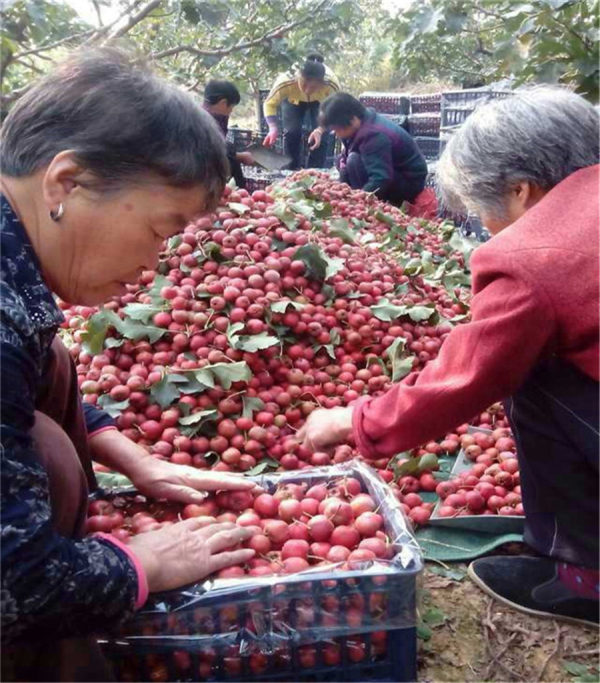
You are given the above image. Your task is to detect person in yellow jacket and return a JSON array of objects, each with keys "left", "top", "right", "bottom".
[{"left": 262, "top": 54, "right": 340, "bottom": 169}]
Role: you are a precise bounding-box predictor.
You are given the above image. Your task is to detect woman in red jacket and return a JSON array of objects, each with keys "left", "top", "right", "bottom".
[{"left": 298, "top": 87, "right": 599, "bottom": 627}]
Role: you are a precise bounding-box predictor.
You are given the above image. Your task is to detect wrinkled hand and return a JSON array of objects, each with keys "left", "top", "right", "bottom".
[
  {"left": 128, "top": 520, "right": 256, "bottom": 592},
  {"left": 263, "top": 128, "right": 279, "bottom": 147},
  {"left": 296, "top": 406, "right": 353, "bottom": 452},
  {"left": 308, "top": 128, "right": 323, "bottom": 151},
  {"left": 236, "top": 151, "right": 255, "bottom": 166},
  {"left": 129, "top": 458, "right": 260, "bottom": 504}
]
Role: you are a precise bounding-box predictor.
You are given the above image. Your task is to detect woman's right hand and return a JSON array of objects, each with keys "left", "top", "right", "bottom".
[
  {"left": 127, "top": 520, "right": 255, "bottom": 592},
  {"left": 263, "top": 128, "right": 279, "bottom": 147}
]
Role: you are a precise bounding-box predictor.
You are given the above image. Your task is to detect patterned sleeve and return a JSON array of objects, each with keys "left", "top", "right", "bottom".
[{"left": 1, "top": 322, "right": 140, "bottom": 642}]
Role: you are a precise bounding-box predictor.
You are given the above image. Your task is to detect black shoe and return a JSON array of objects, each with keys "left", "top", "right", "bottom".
[{"left": 468, "top": 556, "right": 599, "bottom": 628}]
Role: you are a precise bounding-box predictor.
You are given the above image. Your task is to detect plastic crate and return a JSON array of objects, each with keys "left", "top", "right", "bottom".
[
  {"left": 410, "top": 93, "right": 441, "bottom": 114},
  {"left": 101, "top": 462, "right": 422, "bottom": 682},
  {"left": 227, "top": 128, "right": 256, "bottom": 152},
  {"left": 440, "top": 107, "right": 474, "bottom": 129},
  {"left": 415, "top": 136, "right": 441, "bottom": 161},
  {"left": 358, "top": 92, "right": 410, "bottom": 116},
  {"left": 407, "top": 113, "right": 440, "bottom": 137}
]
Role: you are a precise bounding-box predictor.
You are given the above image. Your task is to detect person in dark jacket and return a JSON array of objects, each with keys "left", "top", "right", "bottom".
[
  {"left": 203, "top": 79, "right": 253, "bottom": 189},
  {"left": 320, "top": 92, "right": 427, "bottom": 206},
  {"left": 0, "top": 48, "right": 258, "bottom": 681}
]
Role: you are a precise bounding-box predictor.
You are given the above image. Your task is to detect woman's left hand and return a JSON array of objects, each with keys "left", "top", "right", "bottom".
[
  {"left": 308, "top": 128, "right": 323, "bottom": 150},
  {"left": 89, "top": 428, "right": 258, "bottom": 504}
]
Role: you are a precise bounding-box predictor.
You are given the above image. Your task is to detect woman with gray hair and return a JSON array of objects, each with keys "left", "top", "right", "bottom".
[
  {"left": 1, "top": 48, "right": 260, "bottom": 680},
  {"left": 298, "top": 87, "right": 599, "bottom": 626}
]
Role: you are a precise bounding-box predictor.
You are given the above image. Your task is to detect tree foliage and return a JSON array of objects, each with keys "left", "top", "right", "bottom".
[{"left": 389, "top": 0, "right": 599, "bottom": 100}]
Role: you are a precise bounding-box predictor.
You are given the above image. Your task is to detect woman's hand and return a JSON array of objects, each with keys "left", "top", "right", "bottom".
[
  {"left": 263, "top": 128, "right": 279, "bottom": 147},
  {"left": 308, "top": 127, "right": 323, "bottom": 150},
  {"left": 127, "top": 520, "right": 256, "bottom": 592},
  {"left": 296, "top": 406, "right": 354, "bottom": 452},
  {"left": 129, "top": 458, "right": 259, "bottom": 504},
  {"left": 89, "top": 429, "right": 258, "bottom": 504}
]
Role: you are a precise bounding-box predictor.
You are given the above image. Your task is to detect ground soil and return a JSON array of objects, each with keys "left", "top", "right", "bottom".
[{"left": 418, "top": 564, "right": 599, "bottom": 682}]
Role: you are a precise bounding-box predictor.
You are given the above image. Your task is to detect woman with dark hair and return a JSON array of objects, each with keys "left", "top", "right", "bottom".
[
  {"left": 299, "top": 87, "right": 599, "bottom": 627},
  {"left": 262, "top": 54, "right": 340, "bottom": 169},
  {"left": 1, "top": 47, "right": 258, "bottom": 680},
  {"left": 320, "top": 92, "right": 427, "bottom": 206}
]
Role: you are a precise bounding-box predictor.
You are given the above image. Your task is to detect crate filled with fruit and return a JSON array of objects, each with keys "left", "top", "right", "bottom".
[{"left": 96, "top": 461, "right": 422, "bottom": 682}]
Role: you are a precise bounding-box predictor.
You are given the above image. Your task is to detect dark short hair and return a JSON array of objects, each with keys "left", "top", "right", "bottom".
[
  {"left": 204, "top": 79, "right": 241, "bottom": 106},
  {"left": 0, "top": 46, "right": 228, "bottom": 209},
  {"left": 300, "top": 59, "right": 325, "bottom": 81},
  {"left": 305, "top": 53, "right": 324, "bottom": 64},
  {"left": 320, "top": 93, "right": 367, "bottom": 127}
]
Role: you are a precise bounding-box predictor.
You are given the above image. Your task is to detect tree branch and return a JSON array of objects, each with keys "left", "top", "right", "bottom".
[
  {"left": 103, "top": 0, "right": 163, "bottom": 41},
  {"left": 10, "top": 28, "right": 97, "bottom": 61},
  {"left": 150, "top": 0, "right": 329, "bottom": 61}
]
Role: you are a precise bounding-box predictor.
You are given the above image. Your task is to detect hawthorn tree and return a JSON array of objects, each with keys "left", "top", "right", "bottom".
[
  {"left": 0, "top": 0, "right": 361, "bottom": 114},
  {"left": 388, "top": 0, "right": 599, "bottom": 100}
]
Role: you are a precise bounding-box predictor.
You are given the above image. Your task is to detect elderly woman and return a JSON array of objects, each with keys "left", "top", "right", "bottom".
[
  {"left": 299, "top": 87, "right": 599, "bottom": 626},
  {"left": 1, "top": 48, "right": 259, "bottom": 680}
]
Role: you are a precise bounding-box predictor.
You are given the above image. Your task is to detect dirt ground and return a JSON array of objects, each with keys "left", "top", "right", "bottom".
[{"left": 418, "top": 564, "right": 599, "bottom": 682}]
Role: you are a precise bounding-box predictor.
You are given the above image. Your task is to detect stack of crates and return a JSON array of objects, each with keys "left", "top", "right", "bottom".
[
  {"left": 358, "top": 92, "right": 411, "bottom": 116},
  {"left": 440, "top": 88, "right": 512, "bottom": 132}
]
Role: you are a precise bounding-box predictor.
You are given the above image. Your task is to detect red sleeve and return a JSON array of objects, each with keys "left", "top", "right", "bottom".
[{"left": 352, "top": 249, "right": 557, "bottom": 458}]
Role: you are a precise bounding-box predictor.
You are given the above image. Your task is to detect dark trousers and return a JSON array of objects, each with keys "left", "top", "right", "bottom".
[
  {"left": 506, "top": 358, "right": 599, "bottom": 569},
  {"left": 3, "top": 339, "right": 114, "bottom": 682},
  {"left": 340, "top": 151, "right": 425, "bottom": 206},
  {"left": 227, "top": 152, "right": 246, "bottom": 189},
  {"left": 281, "top": 99, "right": 330, "bottom": 170}
]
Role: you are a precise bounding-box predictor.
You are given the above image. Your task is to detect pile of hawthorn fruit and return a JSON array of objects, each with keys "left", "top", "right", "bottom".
[{"left": 60, "top": 170, "right": 521, "bottom": 535}]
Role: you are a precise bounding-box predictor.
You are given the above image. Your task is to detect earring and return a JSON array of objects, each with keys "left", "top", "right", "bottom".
[{"left": 50, "top": 203, "right": 64, "bottom": 221}]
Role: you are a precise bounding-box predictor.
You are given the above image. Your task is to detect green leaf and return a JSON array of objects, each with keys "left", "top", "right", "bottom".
[
  {"left": 228, "top": 201, "right": 250, "bottom": 214},
  {"left": 293, "top": 244, "right": 344, "bottom": 281},
  {"left": 234, "top": 332, "right": 280, "bottom": 352},
  {"left": 272, "top": 202, "right": 300, "bottom": 230},
  {"left": 119, "top": 319, "right": 167, "bottom": 344},
  {"left": 242, "top": 396, "right": 265, "bottom": 420},
  {"left": 422, "top": 607, "right": 447, "bottom": 627},
  {"left": 97, "top": 396, "right": 130, "bottom": 418},
  {"left": 288, "top": 201, "right": 315, "bottom": 219},
  {"left": 80, "top": 310, "right": 122, "bottom": 355},
  {"left": 328, "top": 217, "right": 356, "bottom": 244},
  {"left": 371, "top": 299, "right": 408, "bottom": 322},
  {"left": 203, "top": 241, "right": 225, "bottom": 262},
  {"left": 407, "top": 305, "right": 438, "bottom": 323},
  {"left": 374, "top": 210, "right": 397, "bottom": 227},
  {"left": 417, "top": 624, "right": 432, "bottom": 640},
  {"left": 147, "top": 274, "right": 172, "bottom": 301},
  {"left": 209, "top": 361, "right": 252, "bottom": 390},
  {"left": 150, "top": 375, "right": 182, "bottom": 408},
  {"left": 179, "top": 409, "right": 218, "bottom": 426},
  {"left": 245, "top": 457, "right": 279, "bottom": 476},
  {"left": 122, "top": 303, "right": 163, "bottom": 324},
  {"left": 429, "top": 566, "right": 466, "bottom": 581},
  {"left": 563, "top": 661, "right": 591, "bottom": 677},
  {"left": 270, "top": 300, "right": 306, "bottom": 314},
  {"left": 226, "top": 322, "right": 245, "bottom": 348},
  {"left": 385, "top": 337, "right": 414, "bottom": 381}
]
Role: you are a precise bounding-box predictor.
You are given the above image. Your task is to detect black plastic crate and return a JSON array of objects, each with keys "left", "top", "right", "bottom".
[
  {"left": 415, "top": 136, "right": 441, "bottom": 160},
  {"left": 440, "top": 107, "right": 474, "bottom": 129},
  {"left": 358, "top": 92, "right": 410, "bottom": 116},
  {"left": 407, "top": 113, "right": 440, "bottom": 137},
  {"left": 410, "top": 93, "right": 441, "bottom": 114},
  {"left": 227, "top": 128, "right": 256, "bottom": 152},
  {"left": 381, "top": 114, "right": 409, "bottom": 131},
  {"left": 100, "top": 462, "right": 422, "bottom": 682},
  {"left": 441, "top": 88, "right": 493, "bottom": 108}
]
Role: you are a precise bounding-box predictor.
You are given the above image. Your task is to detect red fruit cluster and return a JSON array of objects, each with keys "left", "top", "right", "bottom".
[
  {"left": 435, "top": 428, "right": 522, "bottom": 518},
  {"left": 60, "top": 171, "right": 471, "bottom": 479},
  {"left": 87, "top": 475, "right": 398, "bottom": 575}
]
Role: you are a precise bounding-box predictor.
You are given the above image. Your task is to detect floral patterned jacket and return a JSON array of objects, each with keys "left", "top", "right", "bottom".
[{"left": 0, "top": 195, "right": 140, "bottom": 641}]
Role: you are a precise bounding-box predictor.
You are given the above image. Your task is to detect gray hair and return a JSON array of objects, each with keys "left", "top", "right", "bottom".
[
  {"left": 436, "top": 86, "right": 600, "bottom": 217},
  {"left": 0, "top": 46, "right": 229, "bottom": 210}
]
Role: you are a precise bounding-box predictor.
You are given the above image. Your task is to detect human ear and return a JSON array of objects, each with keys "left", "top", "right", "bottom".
[{"left": 41, "top": 151, "right": 85, "bottom": 214}]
